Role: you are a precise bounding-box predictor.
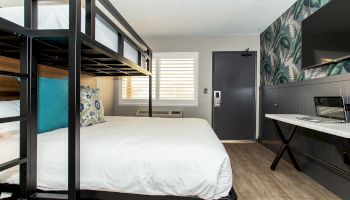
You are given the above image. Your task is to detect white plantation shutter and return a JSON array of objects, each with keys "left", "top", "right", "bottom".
[
  {"left": 119, "top": 52, "right": 198, "bottom": 106},
  {"left": 121, "top": 65, "right": 156, "bottom": 100},
  {"left": 121, "top": 77, "right": 155, "bottom": 100},
  {"left": 158, "top": 53, "right": 197, "bottom": 102}
]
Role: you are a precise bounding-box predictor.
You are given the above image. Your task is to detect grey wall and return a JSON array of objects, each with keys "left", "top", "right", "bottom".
[
  {"left": 260, "top": 74, "right": 350, "bottom": 199},
  {"left": 114, "top": 36, "right": 260, "bottom": 135}
]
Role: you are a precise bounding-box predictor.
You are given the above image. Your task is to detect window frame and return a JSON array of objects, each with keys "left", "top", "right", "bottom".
[{"left": 118, "top": 52, "right": 199, "bottom": 107}]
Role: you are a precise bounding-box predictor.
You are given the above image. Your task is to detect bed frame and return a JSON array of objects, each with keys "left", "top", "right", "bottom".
[
  {"left": 0, "top": 184, "right": 237, "bottom": 200},
  {"left": 0, "top": 1, "right": 237, "bottom": 199}
]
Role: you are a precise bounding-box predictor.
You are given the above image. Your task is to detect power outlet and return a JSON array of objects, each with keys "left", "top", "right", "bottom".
[{"left": 345, "top": 104, "right": 350, "bottom": 111}]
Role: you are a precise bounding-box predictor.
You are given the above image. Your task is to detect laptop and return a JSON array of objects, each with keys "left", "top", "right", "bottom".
[{"left": 297, "top": 97, "right": 347, "bottom": 123}]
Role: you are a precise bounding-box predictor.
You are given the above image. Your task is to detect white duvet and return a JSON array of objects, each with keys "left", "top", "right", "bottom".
[{"left": 0, "top": 116, "right": 232, "bottom": 200}]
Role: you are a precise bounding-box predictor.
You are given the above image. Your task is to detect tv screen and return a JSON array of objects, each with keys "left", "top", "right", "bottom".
[{"left": 302, "top": 0, "right": 350, "bottom": 68}]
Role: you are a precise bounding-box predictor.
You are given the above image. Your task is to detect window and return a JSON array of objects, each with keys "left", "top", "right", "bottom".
[{"left": 119, "top": 52, "right": 199, "bottom": 106}]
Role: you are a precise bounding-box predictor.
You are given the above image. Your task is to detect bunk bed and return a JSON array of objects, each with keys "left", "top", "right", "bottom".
[{"left": 0, "top": 1, "right": 237, "bottom": 200}]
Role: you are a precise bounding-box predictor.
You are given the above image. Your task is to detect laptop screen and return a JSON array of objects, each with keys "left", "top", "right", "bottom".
[{"left": 314, "top": 97, "right": 346, "bottom": 120}]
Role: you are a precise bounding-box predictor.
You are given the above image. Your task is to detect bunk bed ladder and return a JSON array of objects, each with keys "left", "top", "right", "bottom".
[
  {"left": 0, "top": 37, "right": 35, "bottom": 199},
  {"left": 32, "top": 0, "right": 81, "bottom": 199}
]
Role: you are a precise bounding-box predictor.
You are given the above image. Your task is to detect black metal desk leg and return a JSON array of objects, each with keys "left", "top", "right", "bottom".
[
  {"left": 286, "top": 147, "right": 301, "bottom": 171},
  {"left": 345, "top": 139, "right": 350, "bottom": 165},
  {"left": 345, "top": 153, "right": 350, "bottom": 165},
  {"left": 271, "top": 144, "right": 288, "bottom": 170},
  {"left": 270, "top": 120, "right": 301, "bottom": 171}
]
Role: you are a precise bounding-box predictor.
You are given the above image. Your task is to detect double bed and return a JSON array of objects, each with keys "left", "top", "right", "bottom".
[{"left": 0, "top": 116, "right": 234, "bottom": 200}]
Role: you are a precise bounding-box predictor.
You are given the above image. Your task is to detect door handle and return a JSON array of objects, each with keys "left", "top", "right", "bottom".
[{"left": 214, "top": 91, "right": 222, "bottom": 107}]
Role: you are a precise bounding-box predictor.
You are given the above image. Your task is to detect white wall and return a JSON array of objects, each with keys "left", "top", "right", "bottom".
[{"left": 114, "top": 35, "right": 260, "bottom": 137}]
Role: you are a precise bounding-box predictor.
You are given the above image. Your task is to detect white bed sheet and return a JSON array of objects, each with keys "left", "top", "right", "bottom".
[
  {"left": 0, "top": 116, "right": 232, "bottom": 200},
  {"left": 0, "top": 5, "right": 140, "bottom": 64}
]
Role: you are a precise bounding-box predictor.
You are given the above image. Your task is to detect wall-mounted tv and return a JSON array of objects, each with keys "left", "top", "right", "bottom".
[{"left": 302, "top": 0, "right": 350, "bottom": 69}]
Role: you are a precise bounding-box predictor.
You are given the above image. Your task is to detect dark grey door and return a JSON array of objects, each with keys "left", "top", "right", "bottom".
[{"left": 212, "top": 51, "right": 256, "bottom": 140}]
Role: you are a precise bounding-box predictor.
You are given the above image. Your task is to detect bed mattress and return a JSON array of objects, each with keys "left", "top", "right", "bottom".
[
  {"left": 0, "top": 116, "right": 232, "bottom": 200},
  {"left": 0, "top": 5, "right": 139, "bottom": 64}
]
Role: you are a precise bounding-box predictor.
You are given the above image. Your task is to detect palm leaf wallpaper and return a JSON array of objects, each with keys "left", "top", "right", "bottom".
[{"left": 260, "top": 0, "right": 350, "bottom": 86}]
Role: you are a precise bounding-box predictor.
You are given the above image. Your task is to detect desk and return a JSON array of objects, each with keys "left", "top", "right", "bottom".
[{"left": 265, "top": 114, "right": 350, "bottom": 171}]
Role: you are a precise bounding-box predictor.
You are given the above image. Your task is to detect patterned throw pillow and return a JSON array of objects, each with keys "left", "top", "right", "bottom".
[{"left": 80, "top": 86, "right": 105, "bottom": 127}]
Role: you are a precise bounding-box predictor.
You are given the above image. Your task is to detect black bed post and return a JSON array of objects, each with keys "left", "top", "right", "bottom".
[
  {"left": 68, "top": 0, "right": 81, "bottom": 199},
  {"left": 148, "top": 52, "right": 153, "bottom": 117},
  {"left": 118, "top": 33, "right": 125, "bottom": 57},
  {"left": 85, "top": 0, "right": 95, "bottom": 39},
  {"left": 21, "top": 0, "right": 38, "bottom": 198}
]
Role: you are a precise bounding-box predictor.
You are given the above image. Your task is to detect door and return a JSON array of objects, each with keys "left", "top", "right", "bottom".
[{"left": 212, "top": 51, "right": 256, "bottom": 140}]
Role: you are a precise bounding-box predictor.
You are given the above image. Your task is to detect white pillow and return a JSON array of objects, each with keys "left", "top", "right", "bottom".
[{"left": 0, "top": 100, "right": 20, "bottom": 135}]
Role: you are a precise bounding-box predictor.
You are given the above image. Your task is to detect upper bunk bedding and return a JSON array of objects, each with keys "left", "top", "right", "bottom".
[
  {"left": 0, "top": 5, "right": 141, "bottom": 66},
  {"left": 0, "top": 116, "right": 233, "bottom": 200}
]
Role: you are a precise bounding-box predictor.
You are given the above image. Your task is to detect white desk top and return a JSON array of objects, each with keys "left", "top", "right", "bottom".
[{"left": 265, "top": 114, "right": 350, "bottom": 139}]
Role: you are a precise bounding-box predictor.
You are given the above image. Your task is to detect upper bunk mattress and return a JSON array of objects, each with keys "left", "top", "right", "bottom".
[
  {"left": 0, "top": 116, "right": 233, "bottom": 200},
  {"left": 0, "top": 4, "right": 138, "bottom": 62}
]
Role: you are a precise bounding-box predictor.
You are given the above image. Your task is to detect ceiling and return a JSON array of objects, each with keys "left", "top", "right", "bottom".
[{"left": 111, "top": 0, "right": 297, "bottom": 38}]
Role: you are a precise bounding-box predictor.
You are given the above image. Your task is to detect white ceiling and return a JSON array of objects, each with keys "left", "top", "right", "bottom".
[{"left": 110, "top": 0, "right": 297, "bottom": 37}]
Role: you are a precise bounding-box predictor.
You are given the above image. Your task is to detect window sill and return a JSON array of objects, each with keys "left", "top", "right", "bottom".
[{"left": 118, "top": 103, "right": 198, "bottom": 108}]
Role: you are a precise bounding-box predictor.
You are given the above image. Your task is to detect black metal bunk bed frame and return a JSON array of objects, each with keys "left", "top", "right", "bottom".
[{"left": 0, "top": 1, "right": 237, "bottom": 199}]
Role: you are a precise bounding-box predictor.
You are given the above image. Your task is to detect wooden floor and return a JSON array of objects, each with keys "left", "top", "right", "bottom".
[{"left": 224, "top": 143, "right": 341, "bottom": 200}]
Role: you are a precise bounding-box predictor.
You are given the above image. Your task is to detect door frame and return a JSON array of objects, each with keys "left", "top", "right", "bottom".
[{"left": 211, "top": 51, "right": 257, "bottom": 140}]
